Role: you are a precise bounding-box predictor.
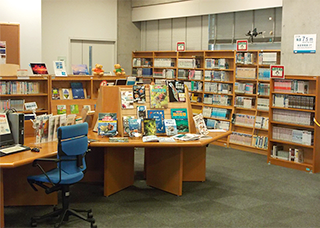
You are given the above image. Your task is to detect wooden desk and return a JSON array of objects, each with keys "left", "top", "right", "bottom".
[
  {"left": 87, "top": 131, "right": 230, "bottom": 197},
  {"left": 0, "top": 139, "right": 58, "bottom": 228}
]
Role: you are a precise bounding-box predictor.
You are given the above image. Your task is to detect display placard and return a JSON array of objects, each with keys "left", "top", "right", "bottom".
[
  {"left": 236, "top": 40, "right": 248, "bottom": 52},
  {"left": 294, "top": 34, "right": 316, "bottom": 53},
  {"left": 270, "top": 65, "right": 285, "bottom": 79},
  {"left": 177, "top": 41, "right": 185, "bottom": 52}
]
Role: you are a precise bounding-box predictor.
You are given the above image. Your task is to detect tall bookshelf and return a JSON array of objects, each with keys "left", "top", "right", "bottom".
[{"left": 268, "top": 75, "right": 320, "bottom": 173}]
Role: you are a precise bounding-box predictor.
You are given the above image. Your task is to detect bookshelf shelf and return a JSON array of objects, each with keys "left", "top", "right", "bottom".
[
  {"left": 234, "top": 124, "right": 254, "bottom": 129},
  {"left": 268, "top": 75, "right": 320, "bottom": 173},
  {"left": 206, "top": 117, "right": 231, "bottom": 122},
  {"left": 0, "top": 93, "right": 48, "bottom": 97}
]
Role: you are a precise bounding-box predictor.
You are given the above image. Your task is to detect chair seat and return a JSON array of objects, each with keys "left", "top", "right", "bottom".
[{"left": 28, "top": 168, "right": 84, "bottom": 185}]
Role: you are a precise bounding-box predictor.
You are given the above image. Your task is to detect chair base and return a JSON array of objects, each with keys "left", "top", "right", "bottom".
[{"left": 30, "top": 206, "right": 97, "bottom": 228}]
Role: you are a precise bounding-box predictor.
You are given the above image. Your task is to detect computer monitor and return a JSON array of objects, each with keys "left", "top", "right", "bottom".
[
  {"left": 115, "top": 79, "right": 127, "bottom": 85},
  {"left": 0, "top": 113, "right": 15, "bottom": 147}
]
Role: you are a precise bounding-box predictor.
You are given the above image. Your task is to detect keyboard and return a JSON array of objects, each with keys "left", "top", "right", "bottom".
[{"left": 0, "top": 145, "right": 30, "bottom": 156}]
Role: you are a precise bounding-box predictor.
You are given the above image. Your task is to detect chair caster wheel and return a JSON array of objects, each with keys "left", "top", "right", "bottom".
[
  {"left": 91, "top": 222, "right": 97, "bottom": 228},
  {"left": 88, "top": 212, "right": 93, "bottom": 219}
]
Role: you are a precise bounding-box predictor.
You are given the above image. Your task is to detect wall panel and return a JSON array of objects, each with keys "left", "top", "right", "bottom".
[
  {"left": 159, "top": 19, "right": 172, "bottom": 51},
  {"left": 172, "top": 18, "right": 186, "bottom": 50},
  {"left": 186, "top": 16, "right": 202, "bottom": 50}
]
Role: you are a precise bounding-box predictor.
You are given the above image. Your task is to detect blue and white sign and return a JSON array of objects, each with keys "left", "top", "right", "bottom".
[{"left": 294, "top": 34, "right": 316, "bottom": 53}]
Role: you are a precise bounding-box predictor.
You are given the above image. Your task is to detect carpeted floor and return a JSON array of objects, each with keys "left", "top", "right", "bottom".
[{"left": 5, "top": 145, "right": 320, "bottom": 228}]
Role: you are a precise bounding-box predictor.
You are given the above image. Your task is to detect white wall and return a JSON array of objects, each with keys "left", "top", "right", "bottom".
[
  {"left": 132, "top": 0, "right": 282, "bottom": 22},
  {"left": 0, "top": 0, "right": 42, "bottom": 73},
  {"left": 42, "top": 0, "right": 117, "bottom": 73}
]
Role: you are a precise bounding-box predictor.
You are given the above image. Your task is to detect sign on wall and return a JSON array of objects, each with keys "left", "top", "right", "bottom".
[
  {"left": 177, "top": 41, "right": 185, "bottom": 52},
  {"left": 236, "top": 40, "right": 248, "bottom": 52},
  {"left": 270, "top": 65, "right": 285, "bottom": 79},
  {"left": 294, "top": 34, "right": 316, "bottom": 53}
]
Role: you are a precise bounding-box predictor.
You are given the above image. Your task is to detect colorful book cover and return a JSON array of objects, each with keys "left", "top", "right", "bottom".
[
  {"left": 59, "top": 114, "right": 67, "bottom": 127},
  {"left": 175, "top": 81, "right": 186, "bottom": 102},
  {"left": 72, "top": 64, "right": 89, "bottom": 75},
  {"left": 150, "top": 84, "right": 169, "bottom": 109},
  {"left": 193, "top": 113, "right": 208, "bottom": 135},
  {"left": 167, "top": 81, "right": 179, "bottom": 102},
  {"left": 171, "top": 108, "right": 189, "bottom": 133},
  {"left": 98, "top": 121, "right": 117, "bottom": 136},
  {"left": 147, "top": 110, "right": 165, "bottom": 133},
  {"left": 70, "top": 104, "right": 79, "bottom": 114},
  {"left": 61, "top": 88, "right": 71, "bottom": 99},
  {"left": 53, "top": 61, "right": 67, "bottom": 76},
  {"left": 137, "top": 105, "right": 147, "bottom": 119},
  {"left": 48, "top": 115, "right": 55, "bottom": 142},
  {"left": 52, "top": 88, "right": 60, "bottom": 100},
  {"left": 41, "top": 115, "right": 50, "bottom": 143},
  {"left": 57, "top": 105, "right": 67, "bottom": 114},
  {"left": 164, "top": 119, "right": 178, "bottom": 136},
  {"left": 123, "top": 116, "right": 135, "bottom": 136},
  {"left": 128, "top": 118, "right": 142, "bottom": 137},
  {"left": 70, "top": 82, "right": 85, "bottom": 99},
  {"left": 66, "top": 114, "right": 76, "bottom": 126},
  {"left": 99, "top": 113, "right": 117, "bottom": 121},
  {"left": 121, "top": 91, "right": 134, "bottom": 109},
  {"left": 133, "top": 85, "right": 146, "bottom": 103},
  {"left": 143, "top": 118, "right": 157, "bottom": 136},
  {"left": 30, "top": 63, "right": 48, "bottom": 74}
]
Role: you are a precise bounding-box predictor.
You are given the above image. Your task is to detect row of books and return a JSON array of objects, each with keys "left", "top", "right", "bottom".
[
  {"left": 204, "top": 70, "right": 230, "bottom": 81},
  {"left": 184, "top": 81, "right": 203, "bottom": 92},
  {"left": 0, "top": 99, "right": 25, "bottom": 112},
  {"left": 236, "top": 52, "right": 255, "bottom": 65},
  {"left": 272, "top": 126, "right": 313, "bottom": 146},
  {"left": 273, "top": 109, "right": 314, "bottom": 126},
  {"left": 234, "top": 114, "right": 255, "bottom": 127},
  {"left": 258, "top": 68, "right": 271, "bottom": 80},
  {"left": 273, "top": 94, "right": 315, "bottom": 110},
  {"left": 257, "top": 98, "right": 269, "bottom": 111},
  {"left": 206, "top": 119, "right": 230, "bottom": 131},
  {"left": 205, "top": 58, "right": 229, "bottom": 69},
  {"left": 255, "top": 116, "right": 269, "bottom": 130},
  {"left": 132, "top": 58, "right": 153, "bottom": 67},
  {"left": 257, "top": 83, "right": 270, "bottom": 96},
  {"left": 153, "top": 69, "right": 175, "bottom": 79},
  {"left": 177, "top": 58, "right": 201, "bottom": 68},
  {"left": 234, "top": 96, "right": 255, "bottom": 109},
  {"left": 0, "top": 81, "right": 40, "bottom": 95},
  {"left": 234, "top": 82, "right": 255, "bottom": 94},
  {"left": 203, "top": 94, "right": 231, "bottom": 106},
  {"left": 229, "top": 132, "right": 252, "bottom": 146},
  {"left": 177, "top": 69, "right": 202, "bottom": 80},
  {"left": 272, "top": 145, "right": 304, "bottom": 163},
  {"left": 258, "top": 52, "right": 278, "bottom": 65},
  {"left": 274, "top": 80, "right": 309, "bottom": 94},
  {"left": 236, "top": 68, "right": 256, "bottom": 79},
  {"left": 34, "top": 113, "right": 82, "bottom": 144},
  {"left": 154, "top": 58, "right": 175, "bottom": 68},
  {"left": 56, "top": 104, "right": 91, "bottom": 115},
  {"left": 204, "top": 82, "right": 232, "bottom": 94},
  {"left": 132, "top": 68, "right": 153, "bottom": 77},
  {"left": 252, "top": 135, "right": 268, "bottom": 149},
  {"left": 202, "top": 106, "right": 230, "bottom": 119}
]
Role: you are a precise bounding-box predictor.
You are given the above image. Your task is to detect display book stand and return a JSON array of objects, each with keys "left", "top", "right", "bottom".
[
  {"left": 91, "top": 85, "right": 201, "bottom": 196},
  {"left": 267, "top": 75, "right": 320, "bottom": 173}
]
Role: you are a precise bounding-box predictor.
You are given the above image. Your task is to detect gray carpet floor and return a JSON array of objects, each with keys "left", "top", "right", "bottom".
[{"left": 5, "top": 145, "right": 320, "bottom": 228}]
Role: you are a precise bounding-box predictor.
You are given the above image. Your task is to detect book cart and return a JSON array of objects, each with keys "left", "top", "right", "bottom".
[{"left": 268, "top": 75, "right": 320, "bottom": 173}]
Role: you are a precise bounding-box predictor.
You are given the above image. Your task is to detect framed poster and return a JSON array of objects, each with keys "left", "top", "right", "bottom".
[
  {"left": 294, "top": 34, "right": 316, "bottom": 53},
  {"left": 236, "top": 40, "right": 248, "bottom": 52},
  {"left": 177, "top": 41, "right": 185, "bottom": 52},
  {"left": 270, "top": 65, "right": 285, "bottom": 79}
]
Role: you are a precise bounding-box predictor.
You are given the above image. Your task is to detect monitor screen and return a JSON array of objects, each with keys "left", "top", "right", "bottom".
[
  {"left": 116, "top": 79, "right": 127, "bottom": 85},
  {"left": 0, "top": 113, "right": 15, "bottom": 147}
]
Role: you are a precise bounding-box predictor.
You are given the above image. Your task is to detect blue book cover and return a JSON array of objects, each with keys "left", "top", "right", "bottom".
[
  {"left": 98, "top": 121, "right": 117, "bottom": 136},
  {"left": 70, "top": 82, "right": 85, "bottom": 99},
  {"left": 164, "top": 119, "right": 177, "bottom": 136},
  {"left": 72, "top": 64, "right": 89, "bottom": 75},
  {"left": 147, "top": 110, "right": 165, "bottom": 133},
  {"left": 128, "top": 118, "right": 142, "bottom": 137}
]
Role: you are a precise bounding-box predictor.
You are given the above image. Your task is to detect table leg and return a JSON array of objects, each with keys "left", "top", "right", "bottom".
[
  {"left": 182, "top": 146, "right": 206, "bottom": 181},
  {"left": 104, "top": 147, "right": 134, "bottom": 196},
  {"left": 0, "top": 169, "right": 4, "bottom": 228},
  {"left": 145, "top": 147, "right": 183, "bottom": 196}
]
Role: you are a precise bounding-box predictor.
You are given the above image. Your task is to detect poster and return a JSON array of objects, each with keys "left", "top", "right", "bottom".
[
  {"left": 0, "top": 41, "right": 6, "bottom": 64},
  {"left": 293, "top": 34, "right": 316, "bottom": 53}
]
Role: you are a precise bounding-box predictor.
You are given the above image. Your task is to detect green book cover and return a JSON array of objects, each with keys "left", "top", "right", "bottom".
[
  {"left": 57, "top": 105, "right": 67, "bottom": 114},
  {"left": 143, "top": 118, "right": 157, "bottom": 136},
  {"left": 70, "top": 104, "right": 79, "bottom": 114}
]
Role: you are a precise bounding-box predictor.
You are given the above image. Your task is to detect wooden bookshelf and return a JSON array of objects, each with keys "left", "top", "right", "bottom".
[{"left": 268, "top": 75, "right": 320, "bottom": 173}]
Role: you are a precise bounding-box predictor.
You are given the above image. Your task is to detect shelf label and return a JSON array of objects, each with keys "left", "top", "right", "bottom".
[
  {"left": 294, "top": 34, "right": 316, "bottom": 53},
  {"left": 270, "top": 65, "right": 285, "bottom": 79},
  {"left": 236, "top": 40, "right": 248, "bottom": 52},
  {"left": 177, "top": 41, "right": 185, "bottom": 52},
  {"left": 24, "top": 102, "right": 38, "bottom": 111},
  {"left": 17, "top": 76, "right": 30, "bottom": 80}
]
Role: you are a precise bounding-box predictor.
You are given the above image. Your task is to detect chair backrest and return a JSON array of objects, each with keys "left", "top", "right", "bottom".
[{"left": 57, "top": 123, "right": 88, "bottom": 174}]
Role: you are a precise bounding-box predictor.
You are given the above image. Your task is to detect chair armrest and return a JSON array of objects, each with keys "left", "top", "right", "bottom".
[{"left": 32, "top": 158, "right": 59, "bottom": 167}]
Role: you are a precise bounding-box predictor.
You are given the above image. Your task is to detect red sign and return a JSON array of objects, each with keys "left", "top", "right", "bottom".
[
  {"left": 177, "top": 42, "right": 185, "bottom": 52},
  {"left": 270, "top": 65, "right": 285, "bottom": 79},
  {"left": 236, "top": 40, "right": 248, "bottom": 52}
]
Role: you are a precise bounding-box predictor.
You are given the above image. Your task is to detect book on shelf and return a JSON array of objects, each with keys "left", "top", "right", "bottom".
[
  {"left": 142, "top": 135, "right": 160, "bottom": 142},
  {"left": 109, "top": 137, "right": 129, "bottom": 143},
  {"left": 273, "top": 109, "right": 313, "bottom": 126},
  {"left": 272, "top": 145, "right": 283, "bottom": 158},
  {"left": 133, "top": 85, "right": 146, "bottom": 103},
  {"left": 147, "top": 110, "right": 165, "bottom": 134},
  {"left": 121, "top": 90, "right": 134, "bottom": 109},
  {"left": 71, "top": 64, "right": 89, "bottom": 75},
  {"left": 143, "top": 118, "right": 157, "bottom": 136},
  {"left": 60, "top": 88, "right": 72, "bottom": 99},
  {"left": 48, "top": 115, "right": 55, "bottom": 142},
  {"left": 70, "top": 82, "right": 85, "bottom": 99},
  {"left": 53, "top": 61, "right": 67, "bottom": 76},
  {"left": 149, "top": 84, "right": 169, "bottom": 109},
  {"left": 258, "top": 68, "right": 270, "bottom": 80},
  {"left": 261, "top": 52, "right": 277, "bottom": 65},
  {"left": 154, "top": 58, "right": 173, "bottom": 67},
  {"left": 235, "top": 114, "right": 255, "bottom": 127},
  {"left": 52, "top": 88, "right": 60, "bottom": 100},
  {"left": 59, "top": 114, "right": 67, "bottom": 127},
  {"left": 30, "top": 63, "right": 48, "bottom": 75},
  {"left": 255, "top": 116, "right": 269, "bottom": 129},
  {"left": 122, "top": 116, "right": 135, "bottom": 137},
  {"left": 66, "top": 114, "right": 76, "bottom": 126},
  {"left": 142, "top": 68, "right": 153, "bottom": 76},
  {"left": 171, "top": 108, "right": 189, "bottom": 133},
  {"left": 236, "top": 68, "right": 256, "bottom": 79},
  {"left": 70, "top": 104, "right": 79, "bottom": 114},
  {"left": 128, "top": 118, "right": 142, "bottom": 137},
  {"left": 193, "top": 113, "right": 209, "bottom": 136},
  {"left": 132, "top": 58, "right": 142, "bottom": 67},
  {"left": 164, "top": 119, "right": 178, "bottom": 136},
  {"left": 98, "top": 121, "right": 117, "bottom": 136},
  {"left": 178, "top": 59, "right": 196, "bottom": 68},
  {"left": 235, "top": 96, "right": 255, "bottom": 109},
  {"left": 57, "top": 105, "right": 67, "bottom": 114},
  {"left": 168, "top": 81, "right": 185, "bottom": 102},
  {"left": 137, "top": 105, "right": 147, "bottom": 119},
  {"left": 257, "top": 98, "right": 269, "bottom": 111}
]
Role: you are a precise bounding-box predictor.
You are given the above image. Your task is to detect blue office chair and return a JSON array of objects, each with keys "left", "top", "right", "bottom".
[{"left": 27, "top": 123, "right": 97, "bottom": 228}]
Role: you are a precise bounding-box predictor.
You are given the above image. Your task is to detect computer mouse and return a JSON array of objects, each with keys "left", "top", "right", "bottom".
[{"left": 31, "top": 147, "right": 40, "bottom": 152}]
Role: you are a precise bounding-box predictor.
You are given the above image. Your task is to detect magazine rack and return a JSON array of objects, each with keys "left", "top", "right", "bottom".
[{"left": 93, "top": 85, "right": 196, "bottom": 136}]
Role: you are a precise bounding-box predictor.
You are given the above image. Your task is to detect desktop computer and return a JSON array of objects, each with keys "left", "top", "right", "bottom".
[{"left": 8, "top": 113, "right": 25, "bottom": 145}]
